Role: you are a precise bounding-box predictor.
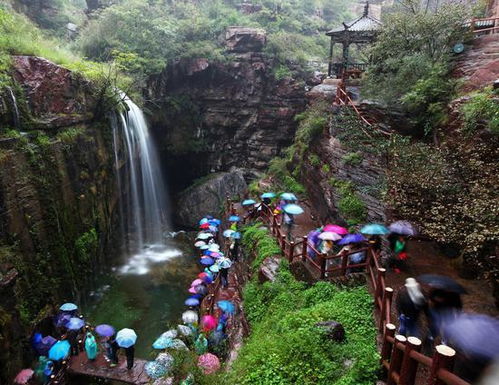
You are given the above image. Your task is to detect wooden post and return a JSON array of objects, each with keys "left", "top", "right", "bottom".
[
  {"left": 289, "top": 240, "right": 295, "bottom": 262},
  {"left": 375, "top": 268, "right": 387, "bottom": 305},
  {"left": 302, "top": 236, "right": 308, "bottom": 262},
  {"left": 399, "top": 337, "right": 422, "bottom": 385},
  {"left": 320, "top": 253, "right": 327, "bottom": 279},
  {"left": 379, "top": 287, "right": 394, "bottom": 331},
  {"left": 341, "top": 251, "right": 348, "bottom": 276},
  {"left": 281, "top": 234, "right": 286, "bottom": 253},
  {"left": 380, "top": 323, "right": 397, "bottom": 363},
  {"left": 387, "top": 335, "right": 406, "bottom": 385},
  {"left": 427, "top": 345, "right": 456, "bottom": 385},
  {"left": 272, "top": 214, "right": 277, "bottom": 236}
]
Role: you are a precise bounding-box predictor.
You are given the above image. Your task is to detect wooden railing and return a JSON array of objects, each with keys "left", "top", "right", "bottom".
[
  {"left": 227, "top": 198, "right": 472, "bottom": 385},
  {"left": 469, "top": 16, "right": 499, "bottom": 35}
]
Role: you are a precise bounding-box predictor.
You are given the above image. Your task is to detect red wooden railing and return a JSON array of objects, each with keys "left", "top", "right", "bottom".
[{"left": 227, "top": 197, "right": 472, "bottom": 385}]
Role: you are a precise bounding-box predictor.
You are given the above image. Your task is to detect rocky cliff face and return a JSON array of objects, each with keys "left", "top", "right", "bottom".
[
  {"left": 0, "top": 56, "right": 121, "bottom": 383},
  {"left": 147, "top": 27, "right": 308, "bottom": 193}
]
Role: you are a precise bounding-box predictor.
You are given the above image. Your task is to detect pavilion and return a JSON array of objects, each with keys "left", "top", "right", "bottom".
[{"left": 326, "top": 2, "right": 382, "bottom": 78}]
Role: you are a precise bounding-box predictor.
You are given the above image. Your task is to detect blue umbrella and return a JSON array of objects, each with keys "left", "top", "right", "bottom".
[
  {"left": 360, "top": 223, "right": 389, "bottom": 235},
  {"left": 242, "top": 199, "right": 256, "bottom": 206},
  {"left": 223, "top": 230, "right": 235, "bottom": 238},
  {"left": 48, "top": 340, "right": 70, "bottom": 361},
  {"left": 338, "top": 233, "right": 366, "bottom": 245},
  {"left": 217, "top": 300, "right": 236, "bottom": 314},
  {"left": 199, "top": 218, "right": 209, "bottom": 225},
  {"left": 209, "top": 219, "right": 221, "bottom": 226},
  {"left": 200, "top": 257, "right": 214, "bottom": 266},
  {"left": 145, "top": 361, "right": 168, "bottom": 379},
  {"left": 283, "top": 204, "right": 304, "bottom": 215},
  {"left": 95, "top": 324, "right": 115, "bottom": 337},
  {"left": 217, "top": 257, "right": 232, "bottom": 269},
  {"left": 65, "top": 317, "right": 85, "bottom": 330},
  {"left": 116, "top": 328, "right": 137, "bottom": 348},
  {"left": 228, "top": 215, "right": 240, "bottom": 222},
  {"left": 185, "top": 298, "right": 200, "bottom": 307},
  {"left": 59, "top": 303, "right": 77, "bottom": 312},
  {"left": 231, "top": 232, "right": 241, "bottom": 240},
  {"left": 261, "top": 192, "right": 276, "bottom": 199},
  {"left": 152, "top": 336, "right": 174, "bottom": 350},
  {"left": 280, "top": 192, "right": 298, "bottom": 201},
  {"left": 35, "top": 336, "right": 57, "bottom": 356}
]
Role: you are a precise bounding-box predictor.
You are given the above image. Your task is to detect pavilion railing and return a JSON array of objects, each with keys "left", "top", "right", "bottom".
[
  {"left": 469, "top": 16, "right": 499, "bottom": 35},
  {"left": 228, "top": 197, "right": 472, "bottom": 385}
]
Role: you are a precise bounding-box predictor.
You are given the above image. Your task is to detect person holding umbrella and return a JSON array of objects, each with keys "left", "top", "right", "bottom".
[
  {"left": 84, "top": 332, "right": 98, "bottom": 361},
  {"left": 395, "top": 278, "right": 427, "bottom": 337},
  {"left": 116, "top": 328, "right": 137, "bottom": 370}
]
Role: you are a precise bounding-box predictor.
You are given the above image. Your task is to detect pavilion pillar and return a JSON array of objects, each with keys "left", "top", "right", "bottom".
[
  {"left": 328, "top": 39, "right": 335, "bottom": 77},
  {"left": 341, "top": 41, "right": 350, "bottom": 78}
]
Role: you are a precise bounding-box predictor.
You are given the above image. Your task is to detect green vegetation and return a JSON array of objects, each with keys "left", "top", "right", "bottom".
[
  {"left": 461, "top": 88, "right": 499, "bottom": 135},
  {"left": 364, "top": 0, "right": 470, "bottom": 133},
  {"left": 76, "top": 0, "right": 355, "bottom": 81},
  {"left": 241, "top": 222, "right": 282, "bottom": 272},
  {"left": 321, "top": 163, "right": 330, "bottom": 174},
  {"left": 308, "top": 153, "right": 321, "bottom": 167},
  {"left": 294, "top": 100, "right": 329, "bottom": 153},
  {"left": 226, "top": 224, "right": 378, "bottom": 385},
  {"left": 342, "top": 152, "right": 363, "bottom": 166},
  {"left": 267, "top": 156, "right": 306, "bottom": 194},
  {"left": 330, "top": 178, "right": 367, "bottom": 226}
]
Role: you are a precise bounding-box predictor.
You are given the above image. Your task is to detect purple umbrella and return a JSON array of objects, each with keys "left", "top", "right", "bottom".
[
  {"left": 338, "top": 233, "right": 366, "bottom": 245},
  {"left": 66, "top": 317, "right": 85, "bottom": 330},
  {"left": 35, "top": 336, "right": 57, "bottom": 356},
  {"left": 55, "top": 313, "right": 71, "bottom": 328},
  {"left": 194, "top": 285, "right": 208, "bottom": 296},
  {"left": 389, "top": 220, "right": 418, "bottom": 236},
  {"left": 442, "top": 313, "right": 499, "bottom": 361},
  {"left": 95, "top": 324, "right": 115, "bottom": 337}
]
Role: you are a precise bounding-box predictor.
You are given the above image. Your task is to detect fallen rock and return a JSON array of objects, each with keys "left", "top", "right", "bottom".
[
  {"left": 258, "top": 255, "right": 281, "bottom": 283},
  {"left": 316, "top": 320, "right": 345, "bottom": 342},
  {"left": 175, "top": 169, "right": 247, "bottom": 228}
]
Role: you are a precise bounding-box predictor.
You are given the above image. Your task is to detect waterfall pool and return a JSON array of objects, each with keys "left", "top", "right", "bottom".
[{"left": 85, "top": 236, "right": 199, "bottom": 359}]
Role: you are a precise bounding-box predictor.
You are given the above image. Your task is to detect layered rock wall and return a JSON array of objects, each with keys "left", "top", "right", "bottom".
[{"left": 147, "top": 28, "right": 307, "bottom": 192}]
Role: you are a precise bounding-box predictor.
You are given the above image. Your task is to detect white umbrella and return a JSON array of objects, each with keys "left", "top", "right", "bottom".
[
  {"left": 217, "top": 257, "right": 232, "bottom": 269},
  {"left": 208, "top": 244, "right": 220, "bottom": 252},
  {"left": 318, "top": 232, "right": 342, "bottom": 241},
  {"left": 182, "top": 310, "right": 198, "bottom": 324},
  {"left": 194, "top": 241, "right": 206, "bottom": 248}
]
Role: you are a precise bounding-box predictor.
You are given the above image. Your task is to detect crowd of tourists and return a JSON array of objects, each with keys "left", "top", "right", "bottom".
[{"left": 14, "top": 214, "right": 241, "bottom": 385}]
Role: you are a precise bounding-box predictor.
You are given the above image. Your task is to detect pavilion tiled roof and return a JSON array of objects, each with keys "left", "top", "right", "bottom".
[{"left": 326, "top": 2, "right": 382, "bottom": 36}]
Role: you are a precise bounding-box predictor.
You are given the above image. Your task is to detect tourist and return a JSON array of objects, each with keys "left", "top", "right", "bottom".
[
  {"left": 283, "top": 212, "right": 294, "bottom": 241},
  {"left": 395, "top": 278, "right": 426, "bottom": 337},
  {"left": 101, "top": 336, "right": 112, "bottom": 362},
  {"left": 125, "top": 345, "right": 135, "bottom": 370},
  {"left": 426, "top": 288, "right": 462, "bottom": 341},
  {"left": 109, "top": 335, "right": 119, "bottom": 367},
  {"left": 229, "top": 237, "right": 239, "bottom": 261},
  {"left": 220, "top": 265, "right": 229, "bottom": 289},
  {"left": 389, "top": 235, "right": 407, "bottom": 273},
  {"left": 42, "top": 361, "right": 54, "bottom": 385},
  {"left": 84, "top": 332, "right": 98, "bottom": 361},
  {"left": 347, "top": 244, "right": 366, "bottom": 274},
  {"left": 67, "top": 329, "right": 79, "bottom": 356}
]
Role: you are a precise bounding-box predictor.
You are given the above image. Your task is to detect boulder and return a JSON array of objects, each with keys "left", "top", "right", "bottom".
[
  {"left": 225, "top": 27, "right": 266, "bottom": 53},
  {"left": 175, "top": 169, "right": 247, "bottom": 228},
  {"left": 315, "top": 321, "right": 345, "bottom": 342},
  {"left": 258, "top": 256, "right": 281, "bottom": 283}
]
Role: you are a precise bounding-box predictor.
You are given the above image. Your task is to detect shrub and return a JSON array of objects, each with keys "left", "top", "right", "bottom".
[
  {"left": 461, "top": 88, "right": 499, "bottom": 135},
  {"left": 308, "top": 154, "right": 320, "bottom": 167},
  {"left": 227, "top": 245, "right": 378, "bottom": 385},
  {"left": 321, "top": 163, "right": 330, "bottom": 174}
]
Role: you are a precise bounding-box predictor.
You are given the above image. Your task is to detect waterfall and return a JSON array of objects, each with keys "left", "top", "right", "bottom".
[
  {"left": 6, "top": 87, "right": 20, "bottom": 129},
  {"left": 112, "top": 95, "right": 181, "bottom": 274}
]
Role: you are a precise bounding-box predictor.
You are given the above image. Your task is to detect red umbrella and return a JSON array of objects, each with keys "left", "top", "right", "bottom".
[
  {"left": 198, "top": 272, "right": 208, "bottom": 279},
  {"left": 323, "top": 224, "right": 348, "bottom": 235},
  {"left": 14, "top": 369, "right": 34, "bottom": 384},
  {"left": 201, "top": 315, "right": 217, "bottom": 332},
  {"left": 200, "top": 223, "right": 210, "bottom": 229},
  {"left": 198, "top": 353, "right": 221, "bottom": 374}
]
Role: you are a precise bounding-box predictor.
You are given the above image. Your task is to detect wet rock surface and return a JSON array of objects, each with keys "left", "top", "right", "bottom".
[
  {"left": 11, "top": 56, "right": 94, "bottom": 128},
  {"left": 175, "top": 169, "right": 247, "bottom": 228},
  {"left": 316, "top": 320, "right": 346, "bottom": 342}
]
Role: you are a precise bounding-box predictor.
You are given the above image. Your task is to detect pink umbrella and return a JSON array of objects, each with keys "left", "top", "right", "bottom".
[
  {"left": 14, "top": 369, "right": 34, "bottom": 384},
  {"left": 201, "top": 315, "right": 217, "bottom": 332},
  {"left": 191, "top": 279, "right": 203, "bottom": 287},
  {"left": 188, "top": 287, "right": 197, "bottom": 294},
  {"left": 198, "top": 353, "right": 221, "bottom": 374},
  {"left": 323, "top": 224, "right": 348, "bottom": 235}
]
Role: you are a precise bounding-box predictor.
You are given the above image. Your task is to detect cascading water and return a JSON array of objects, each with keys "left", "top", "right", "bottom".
[{"left": 112, "top": 95, "right": 181, "bottom": 274}]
